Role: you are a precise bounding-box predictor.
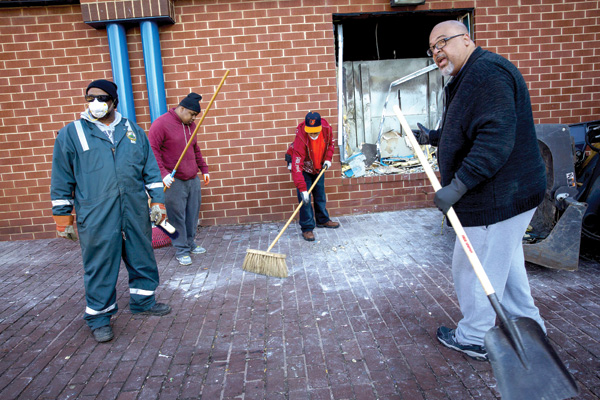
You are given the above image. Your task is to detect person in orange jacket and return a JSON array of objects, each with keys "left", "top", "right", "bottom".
[{"left": 288, "top": 111, "right": 340, "bottom": 241}]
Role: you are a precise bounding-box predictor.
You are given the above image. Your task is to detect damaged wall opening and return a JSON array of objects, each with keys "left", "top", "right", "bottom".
[{"left": 333, "top": 10, "right": 472, "bottom": 178}]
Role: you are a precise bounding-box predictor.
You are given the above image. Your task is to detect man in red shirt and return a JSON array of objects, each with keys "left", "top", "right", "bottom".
[
  {"left": 149, "top": 93, "right": 209, "bottom": 265},
  {"left": 289, "top": 111, "right": 340, "bottom": 241}
]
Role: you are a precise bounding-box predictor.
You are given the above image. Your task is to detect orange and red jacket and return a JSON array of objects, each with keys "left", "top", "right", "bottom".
[{"left": 287, "top": 118, "right": 335, "bottom": 192}]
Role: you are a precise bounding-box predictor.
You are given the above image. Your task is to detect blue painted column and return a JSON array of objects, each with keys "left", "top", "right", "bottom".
[
  {"left": 140, "top": 20, "right": 167, "bottom": 122},
  {"left": 106, "top": 23, "right": 136, "bottom": 122}
]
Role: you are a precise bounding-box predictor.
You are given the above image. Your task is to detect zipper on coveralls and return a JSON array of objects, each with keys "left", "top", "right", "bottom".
[{"left": 110, "top": 146, "right": 126, "bottom": 241}]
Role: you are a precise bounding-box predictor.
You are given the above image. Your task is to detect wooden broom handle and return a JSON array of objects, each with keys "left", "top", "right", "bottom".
[
  {"left": 392, "top": 105, "right": 496, "bottom": 296},
  {"left": 266, "top": 166, "right": 328, "bottom": 252},
  {"left": 165, "top": 69, "right": 230, "bottom": 191}
]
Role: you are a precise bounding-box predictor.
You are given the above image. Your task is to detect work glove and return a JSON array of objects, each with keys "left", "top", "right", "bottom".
[
  {"left": 163, "top": 174, "right": 174, "bottom": 188},
  {"left": 411, "top": 122, "right": 431, "bottom": 145},
  {"left": 323, "top": 160, "right": 332, "bottom": 170},
  {"left": 434, "top": 177, "right": 468, "bottom": 215},
  {"left": 203, "top": 174, "right": 210, "bottom": 186},
  {"left": 150, "top": 203, "right": 167, "bottom": 224},
  {"left": 301, "top": 191, "right": 310, "bottom": 205},
  {"left": 53, "top": 215, "right": 78, "bottom": 242},
  {"left": 285, "top": 153, "right": 292, "bottom": 166}
]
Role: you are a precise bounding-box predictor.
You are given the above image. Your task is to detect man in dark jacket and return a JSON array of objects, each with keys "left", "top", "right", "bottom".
[
  {"left": 289, "top": 111, "right": 339, "bottom": 241},
  {"left": 149, "top": 93, "right": 209, "bottom": 266},
  {"left": 51, "top": 79, "right": 171, "bottom": 343},
  {"left": 416, "top": 21, "right": 547, "bottom": 361}
]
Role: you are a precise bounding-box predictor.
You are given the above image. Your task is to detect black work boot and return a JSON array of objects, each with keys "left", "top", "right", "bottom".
[
  {"left": 132, "top": 302, "right": 171, "bottom": 316},
  {"left": 92, "top": 325, "right": 114, "bottom": 343}
]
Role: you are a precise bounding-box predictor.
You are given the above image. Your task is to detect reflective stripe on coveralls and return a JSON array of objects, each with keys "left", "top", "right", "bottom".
[
  {"left": 130, "top": 288, "right": 155, "bottom": 296},
  {"left": 74, "top": 120, "right": 89, "bottom": 151},
  {"left": 51, "top": 199, "right": 74, "bottom": 207},
  {"left": 85, "top": 303, "right": 117, "bottom": 316}
]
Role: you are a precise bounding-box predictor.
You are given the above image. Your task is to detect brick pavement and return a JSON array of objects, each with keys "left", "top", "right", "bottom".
[{"left": 0, "top": 208, "right": 599, "bottom": 399}]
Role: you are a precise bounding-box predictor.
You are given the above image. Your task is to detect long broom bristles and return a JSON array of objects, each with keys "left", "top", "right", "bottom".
[
  {"left": 242, "top": 169, "right": 326, "bottom": 278},
  {"left": 242, "top": 249, "right": 288, "bottom": 278}
]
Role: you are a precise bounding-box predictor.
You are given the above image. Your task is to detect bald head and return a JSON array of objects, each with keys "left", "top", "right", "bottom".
[
  {"left": 429, "top": 20, "right": 475, "bottom": 77},
  {"left": 432, "top": 20, "right": 469, "bottom": 35}
]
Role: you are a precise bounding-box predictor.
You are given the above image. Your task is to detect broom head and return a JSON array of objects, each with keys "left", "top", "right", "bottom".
[
  {"left": 152, "top": 226, "right": 172, "bottom": 249},
  {"left": 243, "top": 249, "right": 288, "bottom": 278}
]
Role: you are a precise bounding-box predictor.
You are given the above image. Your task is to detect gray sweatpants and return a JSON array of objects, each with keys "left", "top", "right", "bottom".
[
  {"left": 164, "top": 176, "right": 201, "bottom": 257},
  {"left": 453, "top": 208, "right": 546, "bottom": 346}
]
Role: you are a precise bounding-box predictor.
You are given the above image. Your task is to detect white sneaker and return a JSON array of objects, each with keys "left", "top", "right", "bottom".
[
  {"left": 176, "top": 255, "right": 192, "bottom": 265},
  {"left": 191, "top": 246, "right": 206, "bottom": 254}
]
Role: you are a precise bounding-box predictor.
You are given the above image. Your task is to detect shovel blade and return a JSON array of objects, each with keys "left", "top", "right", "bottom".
[{"left": 485, "top": 317, "right": 579, "bottom": 400}]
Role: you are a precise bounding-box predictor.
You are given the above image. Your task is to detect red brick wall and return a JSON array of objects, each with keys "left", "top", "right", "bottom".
[
  {"left": 1, "top": 0, "right": 599, "bottom": 241},
  {"left": 472, "top": 0, "right": 600, "bottom": 123}
]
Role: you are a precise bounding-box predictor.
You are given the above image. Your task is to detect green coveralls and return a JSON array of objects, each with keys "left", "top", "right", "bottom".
[{"left": 51, "top": 116, "right": 165, "bottom": 329}]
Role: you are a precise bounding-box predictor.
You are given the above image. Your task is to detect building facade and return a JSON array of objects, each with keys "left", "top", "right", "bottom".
[{"left": 0, "top": 0, "right": 598, "bottom": 241}]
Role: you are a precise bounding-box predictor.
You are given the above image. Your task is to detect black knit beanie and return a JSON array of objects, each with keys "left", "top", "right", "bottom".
[
  {"left": 86, "top": 79, "right": 118, "bottom": 106},
  {"left": 179, "top": 92, "right": 203, "bottom": 112}
]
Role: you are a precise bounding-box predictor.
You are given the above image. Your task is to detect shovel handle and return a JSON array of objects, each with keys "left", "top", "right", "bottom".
[
  {"left": 266, "top": 166, "right": 328, "bottom": 253},
  {"left": 393, "top": 105, "right": 496, "bottom": 296}
]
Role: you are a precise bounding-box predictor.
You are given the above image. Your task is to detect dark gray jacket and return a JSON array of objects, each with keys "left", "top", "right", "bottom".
[{"left": 429, "top": 47, "right": 546, "bottom": 227}]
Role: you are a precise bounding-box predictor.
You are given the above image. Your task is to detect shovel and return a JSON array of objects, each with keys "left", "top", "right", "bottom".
[{"left": 393, "top": 105, "right": 579, "bottom": 400}]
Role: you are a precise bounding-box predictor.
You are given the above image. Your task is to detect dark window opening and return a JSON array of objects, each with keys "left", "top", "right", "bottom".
[{"left": 333, "top": 9, "right": 473, "bottom": 63}]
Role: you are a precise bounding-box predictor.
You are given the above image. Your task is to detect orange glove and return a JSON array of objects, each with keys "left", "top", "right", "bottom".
[
  {"left": 53, "top": 215, "right": 78, "bottom": 241},
  {"left": 150, "top": 203, "right": 166, "bottom": 224},
  {"left": 203, "top": 174, "right": 210, "bottom": 186}
]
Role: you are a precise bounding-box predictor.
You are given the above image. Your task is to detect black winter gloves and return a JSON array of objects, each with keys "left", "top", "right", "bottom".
[
  {"left": 434, "top": 177, "right": 468, "bottom": 214},
  {"left": 412, "top": 123, "right": 431, "bottom": 145}
]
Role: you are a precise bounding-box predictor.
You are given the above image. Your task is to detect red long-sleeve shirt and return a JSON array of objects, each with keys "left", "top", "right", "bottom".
[{"left": 149, "top": 108, "right": 209, "bottom": 181}]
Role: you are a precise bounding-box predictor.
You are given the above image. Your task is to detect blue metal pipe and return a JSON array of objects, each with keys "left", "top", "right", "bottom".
[
  {"left": 140, "top": 20, "right": 167, "bottom": 122},
  {"left": 106, "top": 23, "right": 136, "bottom": 122}
]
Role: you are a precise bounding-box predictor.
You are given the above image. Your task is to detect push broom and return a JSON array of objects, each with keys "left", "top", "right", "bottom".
[{"left": 243, "top": 166, "right": 328, "bottom": 278}]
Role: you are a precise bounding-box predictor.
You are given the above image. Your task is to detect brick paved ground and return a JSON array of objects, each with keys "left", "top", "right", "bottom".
[{"left": 0, "top": 208, "right": 598, "bottom": 400}]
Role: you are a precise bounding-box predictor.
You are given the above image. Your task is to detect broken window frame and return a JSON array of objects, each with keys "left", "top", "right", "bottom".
[{"left": 333, "top": 10, "right": 474, "bottom": 178}]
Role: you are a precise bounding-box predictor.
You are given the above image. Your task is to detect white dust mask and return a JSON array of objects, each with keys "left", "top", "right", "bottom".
[
  {"left": 88, "top": 99, "right": 109, "bottom": 119},
  {"left": 309, "top": 133, "right": 320, "bottom": 141}
]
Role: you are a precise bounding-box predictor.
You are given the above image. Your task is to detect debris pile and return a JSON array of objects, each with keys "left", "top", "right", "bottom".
[{"left": 342, "top": 150, "right": 438, "bottom": 178}]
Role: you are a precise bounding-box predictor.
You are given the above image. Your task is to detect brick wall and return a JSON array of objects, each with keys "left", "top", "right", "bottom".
[
  {"left": 0, "top": 0, "right": 599, "bottom": 241},
  {"left": 472, "top": 0, "right": 600, "bottom": 123}
]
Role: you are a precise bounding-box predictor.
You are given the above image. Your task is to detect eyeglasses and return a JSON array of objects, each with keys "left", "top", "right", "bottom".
[
  {"left": 85, "top": 94, "right": 112, "bottom": 102},
  {"left": 427, "top": 33, "right": 466, "bottom": 57}
]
